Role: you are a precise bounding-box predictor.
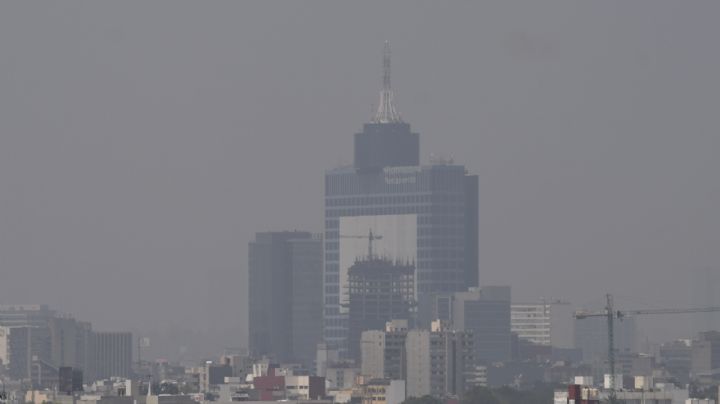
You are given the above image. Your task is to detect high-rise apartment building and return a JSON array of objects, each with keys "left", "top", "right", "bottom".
[
  {"left": 324, "top": 42, "right": 478, "bottom": 356},
  {"left": 360, "top": 320, "right": 409, "bottom": 380},
  {"left": 405, "top": 321, "right": 473, "bottom": 398},
  {"left": 248, "top": 231, "right": 323, "bottom": 366}
]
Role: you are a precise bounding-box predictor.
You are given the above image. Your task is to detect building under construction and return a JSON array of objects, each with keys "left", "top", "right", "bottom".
[{"left": 346, "top": 257, "right": 415, "bottom": 361}]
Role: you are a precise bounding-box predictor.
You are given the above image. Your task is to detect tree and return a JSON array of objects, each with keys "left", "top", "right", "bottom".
[{"left": 462, "top": 387, "right": 500, "bottom": 404}]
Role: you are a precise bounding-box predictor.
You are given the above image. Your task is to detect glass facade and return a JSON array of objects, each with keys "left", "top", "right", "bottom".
[{"left": 324, "top": 163, "right": 477, "bottom": 354}]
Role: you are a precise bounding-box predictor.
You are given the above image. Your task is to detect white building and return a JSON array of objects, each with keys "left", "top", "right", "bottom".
[
  {"left": 511, "top": 300, "right": 574, "bottom": 348},
  {"left": 511, "top": 303, "right": 552, "bottom": 346},
  {"left": 405, "top": 322, "right": 473, "bottom": 398}
]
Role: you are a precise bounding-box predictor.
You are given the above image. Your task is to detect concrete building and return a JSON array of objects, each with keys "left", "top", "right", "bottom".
[
  {"left": 357, "top": 379, "right": 405, "bottom": 404},
  {"left": 405, "top": 321, "right": 473, "bottom": 398},
  {"left": 325, "top": 365, "right": 359, "bottom": 389},
  {"left": 0, "top": 326, "right": 8, "bottom": 366},
  {"left": 360, "top": 320, "right": 409, "bottom": 380},
  {"left": 511, "top": 303, "right": 552, "bottom": 346},
  {"left": 249, "top": 231, "right": 322, "bottom": 365},
  {"left": 432, "top": 286, "right": 512, "bottom": 363},
  {"left": 284, "top": 375, "right": 326, "bottom": 400},
  {"left": 315, "top": 343, "right": 339, "bottom": 378},
  {"left": 91, "top": 332, "right": 132, "bottom": 380},
  {"left": 691, "top": 331, "right": 720, "bottom": 380},
  {"left": 511, "top": 300, "right": 574, "bottom": 349},
  {"left": 659, "top": 339, "right": 693, "bottom": 385},
  {"left": 348, "top": 259, "right": 415, "bottom": 360},
  {"left": 323, "top": 43, "right": 479, "bottom": 356}
]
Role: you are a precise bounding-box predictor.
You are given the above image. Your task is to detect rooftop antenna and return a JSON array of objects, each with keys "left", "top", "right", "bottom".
[{"left": 372, "top": 41, "right": 402, "bottom": 124}]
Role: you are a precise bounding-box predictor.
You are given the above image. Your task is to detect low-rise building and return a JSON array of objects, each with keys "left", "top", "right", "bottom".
[{"left": 357, "top": 379, "right": 405, "bottom": 404}]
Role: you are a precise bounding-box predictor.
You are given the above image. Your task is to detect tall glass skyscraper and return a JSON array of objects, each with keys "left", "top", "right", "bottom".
[{"left": 323, "top": 43, "right": 478, "bottom": 355}]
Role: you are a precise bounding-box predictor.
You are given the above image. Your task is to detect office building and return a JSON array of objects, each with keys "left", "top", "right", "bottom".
[
  {"left": 289, "top": 235, "right": 324, "bottom": 368},
  {"left": 347, "top": 259, "right": 415, "bottom": 360},
  {"left": 659, "top": 339, "right": 692, "bottom": 385},
  {"left": 249, "top": 231, "right": 323, "bottom": 366},
  {"left": 405, "top": 321, "right": 473, "bottom": 398},
  {"left": 7, "top": 326, "right": 53, "bottom": 386},
  {"left": 511, "top": 300, "right": 573, "bottom": 348},
  {"left": 432, "top": 286, "right": 512, "bottom": 363},
  {"left": 691, "top": 331, "right": 720, "bottom": 379},
  {"left": 511, "top": 303, "right": 552, "bottom": 346},
  {"left": 0, "top": 305, "right": 55, "bottom": 328},
  {"left": 360, "top": 320, "right": 409, "bottom": 380},
  {"left": 574, "top": 314, "right": 636, "bottom": 365},
  {"left": 324, "top": 42, "right": 479, "bottom": 356},
  {"left": 91, "top": 331, "right": 132, "bottom": 380}
]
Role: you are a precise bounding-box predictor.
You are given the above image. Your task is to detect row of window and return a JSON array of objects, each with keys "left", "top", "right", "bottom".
[
  {"left": 326, "top": 193, "right": 465, "bottom": 207},
  {"left": 326, "top": 205, "right": 467, "bottom": 217}
]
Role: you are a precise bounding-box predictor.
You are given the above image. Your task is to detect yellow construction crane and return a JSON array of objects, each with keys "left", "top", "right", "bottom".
[{"left": 575, "top": 294, "right": 720, "bottom": 403}]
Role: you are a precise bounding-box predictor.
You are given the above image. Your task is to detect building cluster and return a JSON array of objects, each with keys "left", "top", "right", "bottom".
[
  {"left": 0, "top": 304, "right": 133, "bottom": 390},
  {"left": 2, "top": 43, "right": 719, "bottom": 404},
  {"left": 243, "top": 43, "right": 720, "bottom": 403},
  {"left": 554, "top": 376, "right": 720, "bottom": 404}
]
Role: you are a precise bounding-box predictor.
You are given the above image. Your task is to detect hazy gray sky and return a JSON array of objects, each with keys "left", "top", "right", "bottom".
[{"left": 1, "top": 1, "right": 719, "bottom": 359}]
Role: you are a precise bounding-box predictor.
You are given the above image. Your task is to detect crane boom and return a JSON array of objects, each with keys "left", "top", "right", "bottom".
[
  {"left": 574, "top": 295, "right": 720, "bottom": 403},
  {"left": 339, "top": 229, "right": 383, "bottom": 259}
]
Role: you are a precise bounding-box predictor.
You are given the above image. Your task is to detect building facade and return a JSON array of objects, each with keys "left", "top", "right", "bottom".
[
  {"left": 432, "top": 286, "right": 512, "bottom": 364},
  {"left": 324, "top": 43, "right": 478, "bottom": 356},
  {"left": 405, "top": 322, "right": 473, "bottom": 398},
  {"left": 347, "top": 259, "right": 414, "bottom": 360},
  {"left": 249, "top": 231, "right": 323, "bottom": 365},
  {"left": 289, "top": 235, "right": 324, "bottom": 368},
  {"left": 91, "top": 331, "right": 132, "bottom": 380},
  {"left": 360, "top": 320, "right": 409, "bottom": 380}
]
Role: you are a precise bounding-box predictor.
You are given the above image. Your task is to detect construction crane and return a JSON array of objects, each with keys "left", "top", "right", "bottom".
[
  {"left": 575, "top": 294, "right": 720, "bottom": 403},
  {"left": 339, "top": 229, "right": 383, "bottom": 260}
]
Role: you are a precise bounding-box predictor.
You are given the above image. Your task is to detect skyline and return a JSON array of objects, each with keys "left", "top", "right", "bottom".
[{"left": 1, "top": 1, "right": 720, "bottom": 360}]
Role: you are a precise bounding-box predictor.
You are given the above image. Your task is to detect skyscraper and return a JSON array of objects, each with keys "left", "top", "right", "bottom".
[
  {"left": 289, "top": 234, "right": 324, "bottom": 368},
  {"left": 248, "top": 231, "right": 323, "bottom": 366},
  {"left": 323, "top": 42, "right": 479, "bottom": 356}
]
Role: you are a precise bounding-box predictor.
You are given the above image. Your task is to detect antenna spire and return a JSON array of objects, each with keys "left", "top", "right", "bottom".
[{"left": 373, "top": 41, "right": 402, "bottom": 124}]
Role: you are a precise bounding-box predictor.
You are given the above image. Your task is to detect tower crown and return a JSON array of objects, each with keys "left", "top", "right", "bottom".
[{"left": 372, "top": 41, "right": 402, "bottom": 124}]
